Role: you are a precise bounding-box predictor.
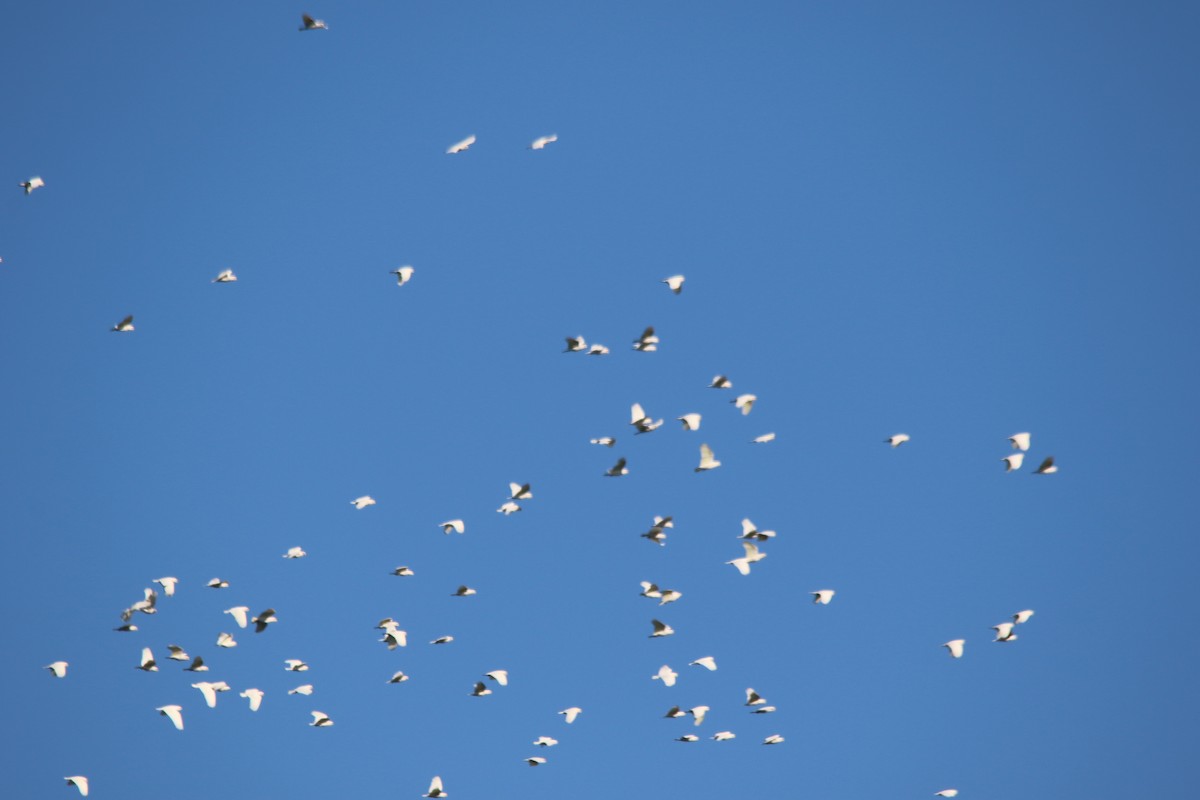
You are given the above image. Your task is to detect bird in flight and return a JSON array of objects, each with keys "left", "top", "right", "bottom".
[
  {"left": 590, "top": 437, "right": 615, "bottom": 447},
  {"left": 157, "top": 705, "right": 184, "bottom": 731},
  {"left": 390, "top": 266, "right": 415, "bottom": 286},
  {"left": 207, "top": 577, "right": 229, "bottom": 589},
  {"left": 677, "top": 413, "right": 702, "bottom": 431},
  {"left": 192, "top": 681, "right": 231, "bottom": 708},
  {"left": 632, "top": 326, "right": 659, "bottom": 352},
  {"left": 732, "top": 394, "right": 757, "bottom": 415},
  {"left": 943, "top": 639, "right": 965, "bottom": 659},
  {"left": 283, "top": 546, "right": 306, "bottom": 559},
  {"left": 64, "top": 776, "right": 88, "bottom": 796},
  {"left": 20, "top": 176, "right": 45, "bottom": 195},
  {"left": 1002, "top": 453, "right": 1025, "bottom": 472},
  {"left": 224, "top": 606, "right": 250, "bottom": 629},
  {"left": 739, "top": 518, "right": 775, "bottom": 541},
  {"left": 752, "top": 432, "right": 776, "bottom": 443},
  {"left": 559, "top": 707, "right": 582, "bottom": 723},
  {"left": 136, "top": 647, "right": 157, "bottom": 672},
  {"left": 351, "top": 496, "right": 376, "bottom": 510},
  {"left": 423, "top": 776, "right": 447, "bottom": 798},
  {"left": 631, "top": 403, "right": 663, "bottom": 434},
  {"left": 1009, "top": 432, "right": 1031, "bottom": 451},
  {"left": 727, "top": 541, "right": 766, "bottom": 575},
  {"left": 216, "top": 632, "right": 237, "bottom": 648},
  {"left": 886, "top": 433, "right": 910, "bottom": 447},
  {"left": 1034, "top": 456, "right": 1058, "bottom": 474},
  {"left": 447, "top": 135, "right": 476, "bottom": 154},
  {"left": 153, "top": 576, "right": 178, "bottom": 596},
  {"left": 652, "top": 664, "right": 678, "bottom": 686},
  {"left": 166, "top": 645, "right": 189, "bottom": 662},
  {"left": 299, "top": 14, "right": 328, "bottom": 31},
  {"left": 1013, "top": 609, "right": 1035, "bottom": 624},
  {"left": 111, "top": 315, "right": 135, "bottom": 332},
  {"left": 811, "top": 590, "right": 836, "bottom": 605},
  {"left": 252, "top": 608, "right": 278, "bottom": 633},
  {"left": 649, "top": 619, "right": 675, "bottom": 638},
  {"left": 689, "top": 656, "right": 717, "bottom": 671},
  {"left": 310, "top": 711, "right": 334, "bottom": 727},
  {"left": 212, "top": 269, "right": 237, "bottom": 283},
  {"left": 530, "top": 134, "right": 558, "bottom": 150},
  {"left": 440, "top": 519, "right": 465, "bottom": 534},
  {"left": 45, "top": 661, "right": 68, "bottom": 678},
  {"left": 696, "top": 443, "right": 721, "bottom": 472},
  {"left": 605, "top": 457, "right": 629, "bottom": 477},
  {"left": 662, "top": 274, "right": 685, "bottom": 294},
  {"left": 564, "top": 335, "right": 588, "bottom": 352},
  {"left": 240, "top": 688, "right": 264, "bottom": 712}
]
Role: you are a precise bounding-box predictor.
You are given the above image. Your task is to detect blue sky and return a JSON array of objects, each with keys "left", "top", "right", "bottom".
[{"left": 3, "top": 2, "right": 1198, "bottom": 797}]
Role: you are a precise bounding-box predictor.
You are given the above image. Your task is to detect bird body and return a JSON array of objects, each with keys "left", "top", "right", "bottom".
[
  {"left": 351, "top": 495, "right": 376, "bottom": 510},
  {"left": 440, "top": 519, "right": 465, "bottom": 534},
  {"left": 633, "top": 326, "right": 659, "bottom": 352},
  {"left": 650, "top": 619, "right": 675, "bottom": 637},
  {"left": 509, "top": 482, "right": 533, "bottom": 500},
  {"left": 212, "top": 269, "right": 237, "bottom": 283},
  {"left": 137, "top": 647, "right": 157, "bottom": 671},
  {"left": 1034, "top": 456, "right": 1058, "bottom": 474},
  {"left": 447, "top": 135, "right": 476, "bottom": 154},
  {"left": 992, "top": 622, "right": 1018, "bottom": 642},
  {"left": 590, "top": 436, "right": 615, "bottom": 447},
  {"left": 752, "top": 432, "right": 776, "bottom": 443},
  {"left": 811, "top": 589, "right": 836, "bottom": 605},
  {"left": 224, "top": 606, "right": 250, "bottom": 629},
  {"left": 453, "top": 585, "right": 477, "bottom": 597},
  {"left": 310, "top": 711, "right": 333, "bottom": 727},
  {"left": 240, "top": 688, "right": 264, "bottom": 711},
  {"left": 653, "top": 664, "right": 678, "bottom": 686},
  {"left": 20, "top": 176, "right": 45, "bottom": 194},
  {"left": 153, "top": 576, "right": 178, "bottom": 596},
  {"left": 564, "top": 335, "right": 588, "bottom": 352},
  {"left": 712, "top": 731, "right": 736, "bottom": 741},
  {"left": 430, "top": 636, "right": 454, "bottom": 645},
  {"left": 605, "top": 457, "right": 629, "bottom": 477},
  {"left": 390, "top": 266, "right": 415, "bottom": 286},
  {"left": 678, "top": 413, "right": 702, "bottom": 431},
  {"left": 207, "top": 578, "right": 229, "bottom": 589},
  {"left": 497, "top": 501, "right": 522, "bottom": 514},
  {"left": 886, "top": 433, "right": 910, "bottom": 447},
  {"left": 559, "top": 707, "right": 582, "bottom": 723},
  {"left": 65, "top": 776, "right": 88, "bottom": 796},
  {"left": 1002, "top": 453, "right": 1025, "bottom": 472},
  {"left": 216, "top": 632, "right": 237, "bottom": 648},
  {"left": 289, "top": 684, "right": 314, "bottom": 695},
  {"left": 184, "top": 656, "right": 208, "bottom": 672},
  {"left": 662, "top": 274, "right": 685, "bottom": 294},
  {"left": 1013, "top": 609, "right": 1035, "bottom": 624},
  {"left": 689, "top": 656, "right": 717, "bottom": 671},
  {"left": 388, "top": 671, "right": 409, "bottom": 683},
  {"left": 252, "top": 608, "right": 277, "bottom": 633},
  {"left": 283, "top": 546, "right": 306, "bottom": 559},
  {"left": 166, "top": 645, "right": 189, "bottom": 661},
  {"left": 486, "top": 669, "right": 509, "bottom": 686},
  {"left": 1009, "top": 432, "right": 1031, "bottom": 451},
  {"left": 424, "top": 776, "right": 447, "bottom": 798},
  {"left": 688, "top": 705, "right": 709, "bottom": 726},
  {"left": 588, "top": 344, "right": 610, "bottom": 355},
  {"left": 471, "top": 681, "right": 492, "bottom": 697},
  {"left": 530, "top": 134, "right": 558, "bottom": 150},
  {"left": 943, "top": 639, "right": 965, "bottom": 659},
  {"left": 157, "top": 705, "right": 184, "bottom": 730},
  {"left": 762, "top": 734, "right": 785, "bottom": 745},
  {"left": 696, "top": 443, "right": 721, "bottom": 472},
  {"left": 284, "top": 659, "right": 310, "bottom": 671},
  {"left": 46, "top": 661, "right": 68, "bottom": 678},
  {"left": 111, "top": 315, "right": 135, "bottom": 332},
  {"left": 299, "top": 14, "right": 328, "bottom": 30},
  {"left": 192, "top": 681, "right": 231, "bottom": 708},
  {"left": 740, "top": 518, "right": 775, "bottom": 541},
  {"left": 676, "top": 734, "right": 699, "bottom": 742},
  {"left": 745, "top": 688, "right": 766, "bottom": 706},
  {"left": 533, "top": 736, "right": 558, "bottom": 746}
]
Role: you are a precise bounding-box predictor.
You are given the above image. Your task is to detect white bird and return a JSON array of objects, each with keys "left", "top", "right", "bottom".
[
  {"left": 1002, "top": 453, "right": 1025, "bottom": 472},
  {"left": 157, "top": 704, "right": 184, "bottom": 731},
  {"left": 727, "top": 541, "right": 766, "bottom": 575},
  {"left": 654, "top": 515, "right": 675, "bottom": 528},
  {"left": 639, "top": 581, "right": 662, "bottom": 599},
  {"left": 283, "top": 546, "right": 306, "bottom": 559},
  {"left": 310, "top": 710, "right": 334, "bottom": 727},
  {"left": 20, "top": 176, "right": 45, "bottom": 195},
  {"left": 252, "top": 608, "right": 278, "bottom": 633},
  {"left": 605, "top": 457, "right": 629, "bottom": 477},
  {"left": 524, "top": 757, "right": 547, "bottom": 766},
  {"left": 1009, "top": 432, "right": 1031, "bottom": 452},
  {"left": 64, "top": 776, "right": 88, "bottom": 796},
  {"left": 288, "top": 684, "right": 314, "bottom": 695},
  {"left": 530, "top": 134, "right": 558, "bottom": 150},
  {"left": 662, "top": 275, "right": 685, "bottom": 294},
  {"left": 696, "top": 443, "right": 721, "bottom": 472},
  {"left": 153, "top": 576, "right": 178, "bottom": 596},
  {"left": 677, "top": 413, "right": 702, "bottom": 431},
  {"left": 1034, "top": 456, "right": 1058, "bottom": 474},
  {"left": 121, "top": 586, "right": 157, "bottom": 620},
  {"left": 509, "top": 482, "right": 533, "bottom": 500},
  {"left": 485, "top": 670, "right": 509, "bottom": 686},
  {"left": 564, "top": 335, "right": 588, "bottom": 352},
  {"left": 934, "top": 791, "right": 959, "bottom": 798},
  {"left": 184, "top": 656, "right": 208, "bottom": 672},
  {"left": 709, "top": 375, "right": 732, "bottom": 389},
  {"left": 387, "top": 671, "right": 409, "bottom": 684},
  {"left": 497, "top": 500, "right": 522, "bottom": 515},
  {"left": 587, "top": 344, "right": 610, "bottom": 355},
  {"left": 665, "top": 705, "right": 687, "bottom": 718},
  {"left": 207, "top": 577, "right": 229, "bottom": 589},
  {"left": 687, "top": 705, "right": 710, "bottom": 726},
  {"left": 631, "top": 403, "right": 663, "bottom": 434},
  {"left": 732, "top": 394, "right": 757, "bottom": 415},
  {"left": 689, "top": 656, "right": 717, "bottom": 671},
  {"left": 559, "top": 707, "right": 582, "bottom": 723},
  {"left": 1013, "top": 609, "right": 1035, "bottom": 624},
  {"left": 453, "top": 585, "right": 477, "bottom": 597},
  {"left": 212, "top": 269, "right": 237, "bottom": 283},
  {"left": 351, "top": 496, "right": 376, "bottom": 510},
  {"left": 745, "top": 688, "right": 767, "bottom": 706},
  {"left": 886, "top": 433, "right": 910, "bottom": 447},
  {"left": 992, "top": 622, "right": 1018, "bottom": 642},
  {"left": 633, "top": 326, "right": 659, "bottom": 352},
  {"left": 943, "top": 639, "right": 966, "bottom": 659},
  {"left": 739, "top": 518, "right": 776, "bottom": 541},
  {"left": 299, "top": 14, "right": 328, "bottom": 31},
  {"left": 380, "top": 629, "right": 407, "bottom": 649},
  {"left": 712, "top": 731, "right": 736, "bottom": 741},
  {"left": 446, "top": 134, "right": 476, "bottom": 154},
  {"left": 650, "top": 619, "right": 675, "bottom": 638},
  {"left": 762, "top": 734, "right": 785, "bottom": 745},
  {"left": 392, "top": 566, "right": 415, "bottom": 577},
  {"left": 811, "top": 589, "right": 836, "bottom": 605},
  {"left": 240, "top": 689, "right": 264, "bottom": 712},
  {"left": 111, "top": 314, "right": 135, "bottom": 332},
  {"left": 752, "top": 433, "right": 776, "bottom": 443},
  {"left": 676, "top": 734, "right": 699, "bottom": 742},
  {"left": 430, "top": 636, "right": 454, "bottom": 645},
  {"left": 390, "top": 266, "right": 415, "bottom": 286},
  {"left": 750, "top": 706, "right": 777, "bottom": 714},
  {"left": 533, "top": 736, "right": 558, "bottom": 747},
  {"left": 470, "top": 681, "right": 492, "bottom": 697},
  {"left": 192, "top": 681, "right": 231, "bottom": 708},
  {"left": 642, "top": 527, "right": 667, "bottom": 546},
  {"left": 224, "top": 606, "right": 250, "bottom": 629},
  {"left": 45, "top": 661, "right": 68, "bottom": 678},
  {"left": 423, "top": 776, "right": 447, "bottom": 798},
  {"left": 166, "top": 645, "right": 189, "bottom": 662},
  {"left": 216, "top": 632, "right": 237, "bottom": 648},
  {"left": 652, "top": 664, "right": 678, "bottom": 686},
  {"left": 114, "top": 624, "right": 138, "bottom": 632},
  {"left": 284, "top": 659, "right": 310, "bottom": 671},
  {"left": 137, "top": 647, "right": 157, "bottom": 672},
  {"left": 440, "top": 519, "right": 465, "bottom": 534},
  {"left": 659, "top": 589, "right": 683, "bottom": 606},
  {"left": 590, "top": 437, "right": 615, "bottom": 447}
]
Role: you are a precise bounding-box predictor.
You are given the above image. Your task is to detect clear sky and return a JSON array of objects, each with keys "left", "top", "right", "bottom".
[{"left": 3, "top": 2, "right": 1198, "bottom": 797}]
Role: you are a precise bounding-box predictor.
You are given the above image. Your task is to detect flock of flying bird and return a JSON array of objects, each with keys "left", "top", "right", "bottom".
[{"left": 20, "top": 13, "right": 1063, "bottom": 799}]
